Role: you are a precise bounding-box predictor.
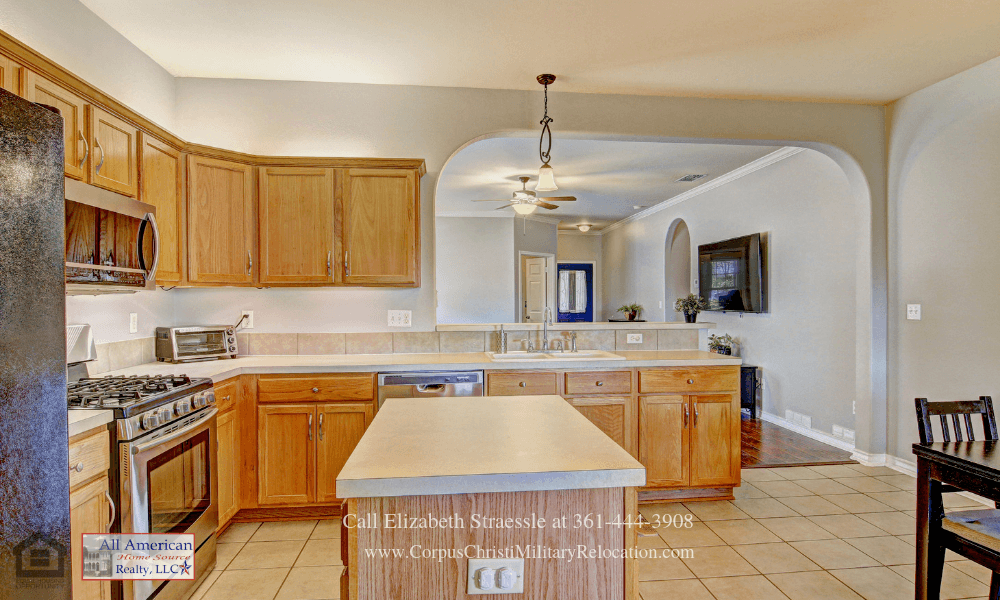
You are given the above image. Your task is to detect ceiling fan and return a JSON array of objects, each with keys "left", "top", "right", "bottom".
[{"left": 473, "top": 176, "right": 576, "bottom": 215}]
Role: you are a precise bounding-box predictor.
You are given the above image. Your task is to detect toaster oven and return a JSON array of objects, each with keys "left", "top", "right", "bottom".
[{"left": 155, "top": 326, "right": 238, "bottom": 362}]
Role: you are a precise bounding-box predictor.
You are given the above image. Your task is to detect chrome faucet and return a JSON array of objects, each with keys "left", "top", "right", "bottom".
[
  {"left": 542, "top": 307, "right": 553, "bottom": 351},
  {"left": 570, "top": 332, "right": 578, "bottom": 353}
]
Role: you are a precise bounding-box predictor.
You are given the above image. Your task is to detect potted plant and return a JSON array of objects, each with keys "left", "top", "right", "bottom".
[
  {"left": 617, "top": 303, "right": 643, "bottom": 321},
  {"left": 674, "top": 294, "right": 706, "bottom": 323},
  {"left": 708, "top": 333, "right": 735, "bottom": 355}
]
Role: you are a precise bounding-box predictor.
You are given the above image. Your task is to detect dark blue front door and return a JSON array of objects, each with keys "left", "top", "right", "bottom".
[{"left": 557, "top": 263, "right": 594, "bottom": 322}]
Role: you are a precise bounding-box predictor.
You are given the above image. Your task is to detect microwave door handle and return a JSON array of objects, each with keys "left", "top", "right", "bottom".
[
  {"left": 131, "top": 408, "right": 217, "bottom": 454},
  {"left": 136, "top": 212, "right": 160, "bottom": 283}
]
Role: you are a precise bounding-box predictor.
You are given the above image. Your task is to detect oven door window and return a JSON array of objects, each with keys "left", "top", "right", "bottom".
[
  {"left": 146, "top": 429, "right": 211, "bottom": 534},
  {"left": 175, "top": 332, "right": 227, "bottom": 358}
]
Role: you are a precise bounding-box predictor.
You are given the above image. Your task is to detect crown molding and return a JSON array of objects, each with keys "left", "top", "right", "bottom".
[
  {"left": 436, "top": 211, "right": 563, "bottom": 225},
  {"left": 557, "top": 229, "right": 603, "bottom": 236},
  {"left": 600, "top": 147, "right": 805, "bottom": 234}
]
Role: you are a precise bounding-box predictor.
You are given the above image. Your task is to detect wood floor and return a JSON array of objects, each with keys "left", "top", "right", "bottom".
[{"left": 742, "top": 415, "right": 855, "bottom": 468}]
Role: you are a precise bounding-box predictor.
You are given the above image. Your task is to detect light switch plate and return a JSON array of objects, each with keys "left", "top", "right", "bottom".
[
  {"left": 626, "top": 333, "right": 643, "bottom": 344},
  {"left": 467, "top": 558, "right": 524, "bottom": 595},
  {"left": 906, "top": 304, "right": 921, "bottom": 320},
  {"left": 129, "top": 313, "right": 138, "bottom": 334},
  {"left": 388, "top": 310, "right": 412, "bottom": 327},
  {"left": 242, "top": 310, "right": 254, "bottom": 329}
]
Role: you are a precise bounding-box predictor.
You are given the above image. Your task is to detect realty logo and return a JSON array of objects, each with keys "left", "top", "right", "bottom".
[{"left": 179, "top": 560, "right": 192, "bottom": 576}]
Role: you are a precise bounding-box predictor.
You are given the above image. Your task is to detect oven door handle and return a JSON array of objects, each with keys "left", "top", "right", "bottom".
[{"left": 131, "top": 408, "right": 217, "bottom": 454}]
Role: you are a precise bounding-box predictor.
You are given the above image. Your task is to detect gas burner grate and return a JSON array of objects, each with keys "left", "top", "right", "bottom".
[{"left": 67, "top": 374, "right": 194, "bottom": 409}]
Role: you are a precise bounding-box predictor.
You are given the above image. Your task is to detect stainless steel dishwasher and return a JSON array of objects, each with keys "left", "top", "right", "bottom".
[{"left": 377, "top": 371, "right": 484, "bottom": 406}]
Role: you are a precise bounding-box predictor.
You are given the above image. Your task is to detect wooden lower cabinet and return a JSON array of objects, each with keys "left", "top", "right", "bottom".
[
  {"left": 639, "top": 396, "right": 689, "bottom": 487},
  {"left": 567, "top": 397, "right": 628, "bottom": 450},
  {"left": 258, "top": 401, "right": 374, "bottom": 507},
  {"left": 316, "top": 403, "right": 373, "bottom": 504},
  {"left": 217, "top": 408, "right": 240, "bottom": 527},
  {"left": 689, "top": 394, "right": 740, "bottom": 486},
  {"left": 69, "top": 434, "right": 112, "bottom": 600}
]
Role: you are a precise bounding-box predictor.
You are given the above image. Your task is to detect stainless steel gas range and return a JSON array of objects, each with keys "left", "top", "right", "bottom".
[{"left": 68, "top": 375, "right": 219, "bottom": 600}]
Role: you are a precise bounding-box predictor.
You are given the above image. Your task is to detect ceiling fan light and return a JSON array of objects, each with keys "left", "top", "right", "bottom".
[
  {"left": 535, "top": 164, "right": 558, "bottom": 191},
  {"left": 511, "top": 203, "right": 538, "bottom": 215},
  {"left": 577, "top": 224, "right": 592, "bottom": 232}
]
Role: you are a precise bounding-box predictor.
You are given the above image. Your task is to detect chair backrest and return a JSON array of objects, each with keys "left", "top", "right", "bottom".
[{"left": 915, "top": 397, "right": 998, "bottom": 444}]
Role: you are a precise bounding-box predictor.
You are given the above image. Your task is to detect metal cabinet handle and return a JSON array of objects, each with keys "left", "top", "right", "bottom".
[
  {"left": 94, "top": 137, "right": 105, "bottom": 174},
  {"left": 519, "top": 382, "right": 527, "bottom": 388},
  {"left": 104, "top": 490, "right": 116, "bottom": 532},
  {"left": 308, "top": 413, "right": 313, "bottom": 441},
  {"left": 319, "top": 413, "right": 324, "bottom": 441},
  {"left": 596, "top": 381, "right": 604, "bottom": 387},
  {"left": 327, "top": 251, "right": 332, "bottom": 277},
  {"left": 684, "top": 405, "right": 689, "bottom": 428},
  {"left": 223, "top": 396, "right": 231, "bottom": 403},
  {"left": 247, "top": 251, "right": 252, "bottom": 276},
  {"left": 78, "top": 130, "right": 89, "bottom": 170},
  {"left": 312, "top": 387, "right": 319, "bottom": 393},
  {"left": 71, "top": 462, "right": 85, "bottom": 473},
  {"left": 344, "top": 251, "right": 350, "bottom": 277},
  {"left": 687, "top": 379, "right": 694, "bottom": 385},
  {"left": 694, "top": 406, "right": 699, "bottom": 427}
]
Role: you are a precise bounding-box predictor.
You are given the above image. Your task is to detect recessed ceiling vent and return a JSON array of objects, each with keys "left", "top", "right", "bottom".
[{"left": 675, "top": 174, "right": 708, "bottom": 182}]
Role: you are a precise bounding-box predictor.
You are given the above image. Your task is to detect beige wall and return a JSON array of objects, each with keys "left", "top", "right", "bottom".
[
  {"left": 436, "top": 217, "right": 515, "bottom": 324},
  {"left": 886, "top": 55, "right": 1000, "bottom": 462},
  {"left": 602, "top": 149, "right": 858, "bottom": 435}
]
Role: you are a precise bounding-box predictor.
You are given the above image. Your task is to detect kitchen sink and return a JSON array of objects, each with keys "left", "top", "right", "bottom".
[{"left": 487, "top": 350, "right": 626, "bottom": 361}]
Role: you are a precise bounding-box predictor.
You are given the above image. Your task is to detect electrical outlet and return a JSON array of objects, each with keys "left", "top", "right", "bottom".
[
  {"left": 843, "top": 429, "right": 856, "bottom": 442},
  {"left": 129, "top": 313, "right": 138, "bottom": 334},
  {"left": 852, "top": 400, "right": 856, "bottom": 415},
  {"left": 833, "top": 425, "right": 845, "bottom": 438},
  {"left": 242, "top": 310, "right": 254, "bottom": 329},
  {"left": 801, "top": 415, "right": 812, "bottom": 429},
  {"left": 785, "top": 410, "right": 795, "bottom": 422},
  {"left": 467, "top": 558, "right": 523, "bottom": 595},
  {"left": 658, "top": 301, "right": 663, "bottom": 309},
  {"left": 907, "top": 304, "right": 921, "bottom": 320},
  {"left": 388, "top": 310, "right": 412, "bottom": 328},
  {"left": 626, "top": 333, "right": 643, "bottom": 344}
]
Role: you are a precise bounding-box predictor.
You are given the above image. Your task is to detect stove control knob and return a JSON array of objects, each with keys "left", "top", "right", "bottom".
[
  {"left": 141, "top": 412, "right": 159, "bottom": 430},
  {"left": 174, "top": 399, "right": 191, "bottom": 416},
  {"left": 159, "top": 407, "right": 174, "bottom": 423},
  {"left": 192, "top": 394, "right": 204, "bottom": 409},
  {"left": 204, "top": 391, "right": 216, "bottom": 405}
]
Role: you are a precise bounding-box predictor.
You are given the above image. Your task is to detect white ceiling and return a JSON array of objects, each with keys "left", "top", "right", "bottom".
[
  {"left": 80, "top": 0, "right": 1000, "bottom": 103},
  {"left": 435, "top": 138, "right": 781, "bottom": 230}
]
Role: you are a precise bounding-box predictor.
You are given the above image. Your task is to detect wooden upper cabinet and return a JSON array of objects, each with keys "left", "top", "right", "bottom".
[
  {"left": 689, "top": 394, "right": 740, "bottom": 487},
  {"left": 639, "top": 395, "right": 689, "bottom": 487},
  {"left": 259, "top": 167, "right": 335, "bottom": 285},
  {"left": 0, "top": 56, "right": 25, "bottom": 96},
  {"left": 186, "top": 156, "right": 255, "bottom": 285},
  {"left": 316, "top": 402, "right": 373, "bottom": 503},
  {"left": 89, "top": 106, "right": 138, "bottom": 197},
  {"left": 258, "top": 404, "right": 316, "bottom": 506},
  {"left": 24, "top": 73, "right": 90, "bottom": 180},
  {"left": 139, "top": 134, "right": 184, "bottom": 284},
  {"left": 341, "top": 168, "right": 419, "bottom": 286}
]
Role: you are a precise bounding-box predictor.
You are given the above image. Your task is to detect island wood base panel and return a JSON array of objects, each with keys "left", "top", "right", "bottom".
[
  {"left": 638, "top": 486, "right": 734, "bottom": 504},
  {"left": 346, "top": 487, "right": 637, "bottom": 600}
]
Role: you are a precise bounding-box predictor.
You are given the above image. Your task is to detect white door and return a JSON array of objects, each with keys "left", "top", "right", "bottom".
[{"left": 523, "top": 257, "right": 547, "bottom": 322}]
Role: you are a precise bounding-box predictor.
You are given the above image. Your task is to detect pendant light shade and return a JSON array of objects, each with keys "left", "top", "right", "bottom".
[
  {"left": 577, "top": 224, "right": 592, "bottom": 232},
  {"left": 511, "top": 203, "right": 538, "bottom": 215},
  {"left": 535, "top": 164, "right": 558, "bottom": 192}
]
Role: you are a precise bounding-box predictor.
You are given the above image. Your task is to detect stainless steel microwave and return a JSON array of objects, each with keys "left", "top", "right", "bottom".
[
  {"left": 155, "top": 326, "right": 238, "bottom": 362},
  {"left": 65, "top": 178, "right": 159, "bottom": 294}
]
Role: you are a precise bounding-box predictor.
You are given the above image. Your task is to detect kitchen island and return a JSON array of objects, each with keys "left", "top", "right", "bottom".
[{"left": 336, "top": 395, "right": 646, "bottom": 600}]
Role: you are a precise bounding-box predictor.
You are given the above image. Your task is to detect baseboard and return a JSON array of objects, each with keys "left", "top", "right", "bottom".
[
  {"left": 760, "top": 412, "right": 856, "bottom": 452},
  {"left": 850, "top": 451, "right": 991, "bottom": 507}
]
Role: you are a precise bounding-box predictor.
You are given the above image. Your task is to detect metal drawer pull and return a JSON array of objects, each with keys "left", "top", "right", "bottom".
[
  {"left": 312, "top": 387, "right": 319, "bottom": 393},
  {"left": 684, "top": 405, "right": 689, "bottom": 428},
  {"left": 319, "top": 413, "right": 324, "bottom": 441},
  {"left": 72, "top": 462, "right": 85, "bottom": 473},
  {"left": 519, "top": 382, "right": 527, "bottom": 388},
  {"left": 694, "top": 406, "right": 699, "bottom": 427},
  {"left": 104, "top": 490, "right": 116, "bottom": 532},
  {"left": 247, "top": 251, "right": 253, "bottom": 276},
  {"left": 327, "top": 251, "right": 332, "bottom": 277},
  {"left": 78, "top": 130, "right": 89, "bottom": 170},
  {"left": 596, "top": 381, "right": 604, "bottom": 387},
  {"left": 687, "top": 379, "right": 694, "bottom": 384},
  {"left": 94, "top": 137, "right": 105, "bottom": 174},
  {"left": 308, "top": 413, "right": 313, "bottom": 441},
  {"left": 344, "top": 251, "right": 350, "bottom": 277}
]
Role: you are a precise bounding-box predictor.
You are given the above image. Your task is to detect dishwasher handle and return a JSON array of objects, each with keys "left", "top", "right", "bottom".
[{"left": 415, "top": 383, "right": 446, "bottom": 393}]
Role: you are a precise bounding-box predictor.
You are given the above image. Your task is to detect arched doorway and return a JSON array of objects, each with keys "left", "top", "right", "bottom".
[{"left": 664, "top": 219, "right": 691, "bottom": 321}]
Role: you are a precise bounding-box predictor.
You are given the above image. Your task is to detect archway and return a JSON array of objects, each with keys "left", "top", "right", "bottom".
[{"left": 664, "top": 219, "right": 691, "bottom": 321}]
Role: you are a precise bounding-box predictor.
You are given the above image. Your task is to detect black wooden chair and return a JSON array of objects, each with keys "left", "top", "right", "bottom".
[{"left": 915, "top": 396, "right": 1000, "bottom": 600}]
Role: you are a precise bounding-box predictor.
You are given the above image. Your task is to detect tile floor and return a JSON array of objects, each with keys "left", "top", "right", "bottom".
[{"left": 189, "top": 464, "right": 993, "bottom": 600}]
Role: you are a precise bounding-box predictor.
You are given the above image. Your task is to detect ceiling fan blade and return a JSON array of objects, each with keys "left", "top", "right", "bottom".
[
  {"left": 538, "top": 196, "right": 576, "bottom": 201},
  {"left": 494, "top": 204, "right": 514, "bottom": 210},
  {"left": 536, "top": 201, "right": 560, "bottom": 210},
  {"left": 472, "top": 199, "right": 512, "bottom": 202}
]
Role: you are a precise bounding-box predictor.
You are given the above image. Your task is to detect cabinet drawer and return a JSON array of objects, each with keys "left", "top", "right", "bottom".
[
  {"left": 258, "top": 374, "right": 374, "bottom": 403},
  {"left": 564, "top": 371, "right": 631, "bottom": 396},
  {"left": 487, "top": 372, "right": 558, "bottom": 396},
  {"left": 215, "top": 378, "right": 240, "bottom": 412},
  {"left": 69, "top": 429, "right": 110, "bottom": 489},
  {"left": 639, "top": 367, "right": 739, "bottom": 394}
]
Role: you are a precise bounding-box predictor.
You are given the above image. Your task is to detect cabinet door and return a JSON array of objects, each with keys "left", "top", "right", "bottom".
[
  {"left": 217, "top": 409, "right": 240, "bottom": 527},
  {"left": 70, "top": 476, "right": 112, "bottom": 600},
  {"left": 258, "top": 167, "right": 335, "bottom": 285},
  {"left": 258, "top": 405, "right": 315, "bottom": 506},
  {"left": 24, "top": 74, "right": 89, "bottom": 180},
  {"left": 139, "top": 134, "right": 184, "bottom": 284},
  {"left": 187, "top": 156, "right": 255, "bottom": 284},
  {"left": 568, "top": 397, "right": 628, "bottom": 450},
  {"left": 0, "top": 56, "right": 23, "bottom": 95},
  {"left": 89, "top": 106, "right": 138, "bottom": 197},
  {"left": 316, "top": 402, "right": 373, "bottom": 504},
  {"left": 690, "top": 394, "right": 740, "bottom": 487},
  {"left": 341, "top": 168, "right": 418, "bottom": 286},
  {"left": 639, "top": 396, "right": 689, "bottom": 487}
]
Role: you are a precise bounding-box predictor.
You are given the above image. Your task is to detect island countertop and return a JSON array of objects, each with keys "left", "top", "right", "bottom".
[{"left": 335, "top": 395, "right": 646, "bottom": 498}]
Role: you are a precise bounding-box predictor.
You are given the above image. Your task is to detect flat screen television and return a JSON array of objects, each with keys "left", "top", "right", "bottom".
[{"left": 698, "top": 233, "right": 767, "bottom": 313}]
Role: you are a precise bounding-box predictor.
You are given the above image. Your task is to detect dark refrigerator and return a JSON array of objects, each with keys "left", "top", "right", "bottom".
[{"left": 0, "top": 88, "right": 71, "bottom": 599}]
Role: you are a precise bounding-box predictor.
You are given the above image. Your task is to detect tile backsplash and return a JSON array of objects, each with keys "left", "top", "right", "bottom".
[{"left": 89, "top": 329, "right": 700, "bottom": 374}]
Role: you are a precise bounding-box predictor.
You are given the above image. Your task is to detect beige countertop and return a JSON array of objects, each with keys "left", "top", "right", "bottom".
[
  {"left": 336, "top": 395, "right": 646, "bottom": 498},
  {"left": 436, "top": 322, "right": 716, "bottom": 331},
  {"left": 68, "top": 409, "right": 113, "bottom": 438},
  {"left": 96, "top": 350, "right": 741, "bottom": 381}
]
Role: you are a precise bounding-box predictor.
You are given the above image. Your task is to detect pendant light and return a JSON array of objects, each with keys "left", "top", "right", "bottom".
[
  {"left": 535, "top": 74, "right": 559, "bottom": 192},
  {"left": 577, "top": 224, "right": 592, "bottom": 232},
  {"left": 512, "top": 203, "right": 537, "bottom": 215}
]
